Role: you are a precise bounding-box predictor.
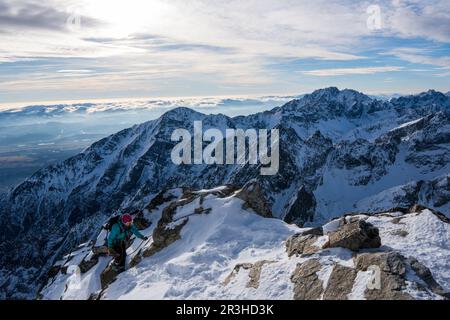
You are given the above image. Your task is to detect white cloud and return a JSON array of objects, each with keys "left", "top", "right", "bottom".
[
  {"left": 387, "top": 48, "right": 450, "bottom": 69},
  {"left": 385, "top": 0, "right": 450, "bottom": 43},
  {"left": 0, "top": 0, "right": 449, "bottom": 99},
  {"left": 303, "top": 66, "right": 404, "bottom": 77}
]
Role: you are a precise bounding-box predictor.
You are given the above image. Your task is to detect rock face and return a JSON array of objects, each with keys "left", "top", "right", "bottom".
[
  {"left": 354, "top": 252, "right": 412, "bottom": 300},
  {"left": 407, "top": 257, "right": 450, "bottom": 299},
  {"left": 285, "top": 233, "right": 323, "bottom": 257},
  {"left": 284, "top": 186, "right": 316, "bottom": 224},
  {"left": 322, "top": 265, "right": 358, "bottom": 300},
  {"left": 326, "top": 220, "right": 381, "bottom": 251},
  {"left": 235, "top": 182, "right": 272, "bottom": 218},
  {"left": 291, "top": 259, "right": 323, "bottom": 300}
]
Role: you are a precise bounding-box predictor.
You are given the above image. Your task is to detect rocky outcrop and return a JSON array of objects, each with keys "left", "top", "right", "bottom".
[
  {"left": 326, "top": 220, "right": 381, "bottom": 251},
  {"left": 143, "top": 187, "right": 236, "bottom": 258},
  {"left": 100, "top": 264, "right": 118, "bottom": 290},
  {"left": 285, "top": 233, "right": 323, "bottom": 257},
  {"left": 407, "top": 257, "right": 450, "bottom": 299},
  {"left": 235, "top": 182, "right": 272, "bottom": 218},
  {"left": 354, "top": 252, "right": 412, "bottom": 300},
  {"left": 142, "top": 200, "right": 190, "bottom": 258},
  {"left": 223, "top": 260, "right": 275, "bottom": 289},
  {"left": 291, "top": 259, "right": 323, "bottom": 300},
  {"left": 323, "top": 265, "right": 357, "bottom": 300},
  {"left": 284, "top": 186, "right": 316, "bottom": 225},
  {"left": 288, "top": 212, "right": 449, "bottom": 300}
]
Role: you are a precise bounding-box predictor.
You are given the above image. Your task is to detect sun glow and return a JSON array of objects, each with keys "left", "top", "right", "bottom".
[{"left": 84, "top": 0, "right": 173, "bottom": 37}]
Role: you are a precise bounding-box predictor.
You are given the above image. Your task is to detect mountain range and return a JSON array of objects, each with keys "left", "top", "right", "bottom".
[{"left": 1, "top": 87, "right": 449, "bottom": 299}]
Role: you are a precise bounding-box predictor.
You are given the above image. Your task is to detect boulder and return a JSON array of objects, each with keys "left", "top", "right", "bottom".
[
  {"left": 285, "top": 233, "right": 322, "bottom": 257},
  {"left": 326, "top": 220, "right": 381, "bottom": 251}
]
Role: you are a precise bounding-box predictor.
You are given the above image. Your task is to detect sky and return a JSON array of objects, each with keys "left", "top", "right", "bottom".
[{"left": 0, "top": 0, "right": 449, "bottom": 106}]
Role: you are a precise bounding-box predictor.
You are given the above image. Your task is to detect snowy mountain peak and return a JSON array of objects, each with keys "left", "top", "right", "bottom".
[
  {"left": 306, "top": 87, "right": 371, "bottom": 102},
  {"left": 279, "top": 87, "right": 376, "bottom": 120},
  {"left": 162, "top": 106, "right": 203, "bottom": 117},
  {"left": 392, "top": 90, "right": 449, "bottom": 105}
]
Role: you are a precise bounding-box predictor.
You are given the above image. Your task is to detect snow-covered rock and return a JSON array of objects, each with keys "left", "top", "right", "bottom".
[{"left": 39, "top": 188, "right": 450, "bottom": 300}]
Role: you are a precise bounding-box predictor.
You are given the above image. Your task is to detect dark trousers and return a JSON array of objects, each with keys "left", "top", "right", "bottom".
[{"left": 113, "top": 241, "right": 127, "bottom": 270}]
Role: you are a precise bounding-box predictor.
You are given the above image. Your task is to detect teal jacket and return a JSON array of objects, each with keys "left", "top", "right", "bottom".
[{"left": 108, "top": 222, "right": 145, "bottom": 248}]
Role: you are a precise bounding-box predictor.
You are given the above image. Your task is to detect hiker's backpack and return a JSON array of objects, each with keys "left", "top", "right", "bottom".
[{"left": 103, "top": 215, "right": 120, "bottom": 231}]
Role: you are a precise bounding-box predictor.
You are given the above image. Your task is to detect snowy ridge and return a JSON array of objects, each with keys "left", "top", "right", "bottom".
[{"left": 40, "top": 187, "right": 450, "bottom": 300}]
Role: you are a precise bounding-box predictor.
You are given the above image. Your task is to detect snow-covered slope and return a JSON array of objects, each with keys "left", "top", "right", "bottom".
[
  {"left": 1, "top": 87, "right": 450, "bottom": 298},
  {"left": 40, "top": 187, "right": 450, "bottom": 300}
]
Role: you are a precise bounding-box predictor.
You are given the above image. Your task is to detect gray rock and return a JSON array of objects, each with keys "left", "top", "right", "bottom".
[
  {"left": 285, "top": 234, "right": 322, "bottom": 257},
  {"left": 327, "top": 220, "right": 381, "bottom": 251},
  {"left": 354, "top": 252, "right": 412, "bottom": 300},
  {"left": 235, "top": 182, "right": 273, "bottom": 218},
  {"left": 323, "top": 264, "right": 357, "bottom": 300},
  {"left": 291, "top": 259, "right": 323, "bottom": 300},
  {"left": 407, "top": 257, "right": 450, "bottom": 298}
]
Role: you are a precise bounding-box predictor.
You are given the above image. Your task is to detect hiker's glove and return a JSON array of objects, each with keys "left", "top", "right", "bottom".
[{"left": 142, "top": 236, "right": 149, "bottom": 241}]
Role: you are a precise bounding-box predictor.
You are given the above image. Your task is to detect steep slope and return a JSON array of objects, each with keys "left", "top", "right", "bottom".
[
  {"left": 40, "top": 187, "right": 450, "bottom": 300},
  {"left": 1, "top": 87, "right": 449, "bottom": 298}
]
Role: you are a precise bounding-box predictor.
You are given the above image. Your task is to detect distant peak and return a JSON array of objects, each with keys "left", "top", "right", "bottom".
[
  {"left": 302, "top": 87, "right": 372, "bottom": 104},
  {"left": 420, "top": 89, "right": 446, "bottom": 97},
  {"left": 310, "top": 87, "right": 340, "bottom": 96},
  {"left": 161, "top": 107, "right": 204, "bottom": 118},
  {"left": 392, "top": 90, "right": 448, "bottom": 102}
]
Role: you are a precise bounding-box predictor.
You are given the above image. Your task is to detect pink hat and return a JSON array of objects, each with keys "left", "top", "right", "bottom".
[{"left": 121, "top": 214, "right": 133, "bottom": 224}]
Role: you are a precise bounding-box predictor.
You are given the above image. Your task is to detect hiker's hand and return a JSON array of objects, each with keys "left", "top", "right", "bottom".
[{"left": 142, "top": 236, "right": 149, "bottom": 241}]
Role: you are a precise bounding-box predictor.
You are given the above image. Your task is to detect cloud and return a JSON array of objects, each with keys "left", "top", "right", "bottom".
[
  {"left": 0, "top": 0, "right": 99, "bottom": 31},
  {"left": 0, "top": 0, "right": 449, "bottom": 101},
  {"left": 303, "top": 66, "right": 404, "bottom": 77},
  {"left": 387, "top": 48, "right": 450, "bottom": 69},
  {"left": 385, "top": 0, "right": 450, "bottom": 43}
]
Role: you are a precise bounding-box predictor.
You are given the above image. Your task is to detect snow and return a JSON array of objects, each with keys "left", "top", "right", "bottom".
[
  {"left": 312, "top": 235, "right": 329, "bottom": 249},
  {"left": 40, "top": 189, "right": 450, "bottom": 300},
  {"left": 367, "top": 209, "right": 450, "bottom": 292},
  {"left": 3, "top": 88, "right": 450, "bottom": 299},
  {"left": 101, "top": 195, "right": 302, "bottom": 300},
  {"left": 348, "top": 271, "right": 372, "bottom": 300},
  {"left": 322, "top": 219, "right": 343, "bottom": 234},
  {"left": 390, "top": 117, "right": 424, "bottom": 131}
]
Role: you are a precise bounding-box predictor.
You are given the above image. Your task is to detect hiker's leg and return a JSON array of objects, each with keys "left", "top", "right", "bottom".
[{"left": 119, "top": 241, "right": 126, "bottom": 269}]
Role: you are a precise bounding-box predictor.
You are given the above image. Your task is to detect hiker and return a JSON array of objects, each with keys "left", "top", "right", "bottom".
[{"left": 107, "top": 214, "right": 148, "bottom": 272}]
